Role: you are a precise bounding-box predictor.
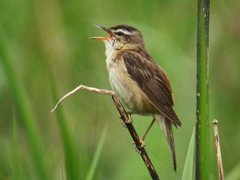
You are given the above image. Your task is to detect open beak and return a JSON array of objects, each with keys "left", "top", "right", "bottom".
[{"left": 90, "top": 24, "right": 115, "bottom": 41}]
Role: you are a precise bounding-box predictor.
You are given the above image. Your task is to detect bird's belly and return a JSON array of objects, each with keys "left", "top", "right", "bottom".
[{"left": 108, "top": 65, "right": 156, "bottom": 114}]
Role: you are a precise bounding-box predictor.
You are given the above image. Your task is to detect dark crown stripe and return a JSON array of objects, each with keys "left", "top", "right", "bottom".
[{"left": 110, "top": 25, "right": 138, "bottom": 32}]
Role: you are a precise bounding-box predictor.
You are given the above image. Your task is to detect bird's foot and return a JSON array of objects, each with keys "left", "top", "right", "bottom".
[
  {"left": 132, "top": 138, "right": 145, "bottom": 153},
  {"left": 126, "top": 112, "right": 133, "bottom": 124},
  {"left": 119, "top": 112, "right": 132, "bottom": 125},
  {"left": 119, "top": 116, "right": 132, "bottom": 128},
  {"left": 138, "top": 138, "right": 145, "bottom": 148}
]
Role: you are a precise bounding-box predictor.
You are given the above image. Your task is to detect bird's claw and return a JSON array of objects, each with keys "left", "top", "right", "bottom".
[
  {"left": 119, "top": 113, "right": 132, "bottom": 125},
  {"left": 132, "top": 138, "right": 146, "bottom": 153},
  {"left": 126, "top": 113, "right": 133, "bottom": 124}
]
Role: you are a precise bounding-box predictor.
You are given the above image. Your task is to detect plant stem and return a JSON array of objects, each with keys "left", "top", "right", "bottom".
[
  {"left": 195, "top": 0, "right": 210, "bottom": 179},
  {"left": 50, "top": 75, "right": 77, "bottom": 180},
  {"left": 112, "top": 95, "right": 159, "bottom": 180},
  {"left": 212, "top": 120, "right": 224, "bottom": 180},
  {"left": 51, "top": 84, "right": 160, "bottom": 180},
  {"left": 0, "top": 24, "right": 48, "bottom": 180}
]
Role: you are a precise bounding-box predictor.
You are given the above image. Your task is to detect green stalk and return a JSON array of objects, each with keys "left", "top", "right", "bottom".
[
  {"left": 195, "top": 0, "right": 210, "bottom": 179},
  {"left": 182, "top": 128, "right": 195, "bottom": 180},
  {"left": 226, "top": 163, "right": 240, "bottom": 180},
  {"left": 50, "top": 74, "right": 78, "bottom": 180},
  {"left": 0, "top": 25, "right": 48, "bottom": 180},
  {"left": 11, "top": 113, "right": 23, "bottom": 180},
  {"left": 86, "top": 125, "right": 108, "bottom": 180}
]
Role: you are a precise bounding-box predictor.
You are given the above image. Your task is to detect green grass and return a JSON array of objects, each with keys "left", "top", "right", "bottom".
[
  {"left": 226, "top": 163, "right": 240, "bottom": 180},
  {"left": 182, "top": 128, "right": 195, "bottom": 180},
  {"left": 0, "top": 0, "right": 239, "bottom": 179},
  {"left": 86, "top": 125, "right": 108, "bottom": 180},
  {"left": 50, "top": 74, "right": 78, "bottom": 180},
  {"left": 0, "top": 24, "right": 49, "bottom": 180},
  {"left": 11, "top": 114, "right": 23, "bottom": 180}
]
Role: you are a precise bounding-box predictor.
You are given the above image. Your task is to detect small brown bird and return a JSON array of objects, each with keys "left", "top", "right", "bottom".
[{"left": 91, "top": 24, "right": 181, "bottom": 171}]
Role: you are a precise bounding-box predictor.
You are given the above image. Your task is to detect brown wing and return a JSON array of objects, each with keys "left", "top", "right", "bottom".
[{"left": 122, "top": 51, "right": 181, "bottom": 127}]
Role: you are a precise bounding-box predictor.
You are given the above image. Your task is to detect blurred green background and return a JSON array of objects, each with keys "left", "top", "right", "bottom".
[{"left": 0, "top": 0, "right": 239, "bottom": 179}]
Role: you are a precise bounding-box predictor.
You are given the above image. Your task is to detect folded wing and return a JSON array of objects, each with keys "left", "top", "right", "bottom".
[{"left": 122, "top": 51, "right": 181, "bottom": 127}]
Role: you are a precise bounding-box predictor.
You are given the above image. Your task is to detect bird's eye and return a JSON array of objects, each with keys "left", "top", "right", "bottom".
[{"left": 115, "top": 31, "right": 125, "bottom": 36}]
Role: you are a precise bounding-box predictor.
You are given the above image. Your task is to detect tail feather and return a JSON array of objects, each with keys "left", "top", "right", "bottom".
[{"left": 154, "top": 114, "right": 177, "bottom": 171}]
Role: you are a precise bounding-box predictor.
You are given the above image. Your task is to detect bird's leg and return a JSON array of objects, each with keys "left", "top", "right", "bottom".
[
  {"left": 132, "top": 118, "right": 155, "bottom": 149},
  {"left": 120, "top": 112, "right": 132, "bottom": 128},
  {"left": 126, "top": 111, "right": 133, "bottom": 123},
  {"left": 141, "top": 118, "right": 156, "bottom": 141}
]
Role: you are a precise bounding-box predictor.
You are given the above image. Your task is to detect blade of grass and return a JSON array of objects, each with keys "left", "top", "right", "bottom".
[
  {"left": 182, "top": 128, "right": 195, "bottom": 180},
  {"left": 50, "top": 74, "right": 78, "bottom": 180},
  {"left": 195, "top": 0, "right": 210, "bottom": 179},
  {"left": 0, "top": 24, "right": 48, "bottom": 180},
  {"left": 11, "top": 112, "right": 23, "bottom": 180},
  {"left": 86, "top": 125, "right": 108, "bottom": 180},
  {"left": 225, "top": 163, "right": 240, "bottom": 180}
]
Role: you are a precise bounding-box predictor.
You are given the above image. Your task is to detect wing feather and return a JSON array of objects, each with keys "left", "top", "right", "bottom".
[{"left": 122, "top": 51, "right": 181, "bottom": 127}]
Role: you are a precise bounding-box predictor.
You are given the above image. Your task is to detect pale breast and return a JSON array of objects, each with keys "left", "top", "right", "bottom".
[{"left": 106, "top": 56, "right": 156, "bottom": 114}]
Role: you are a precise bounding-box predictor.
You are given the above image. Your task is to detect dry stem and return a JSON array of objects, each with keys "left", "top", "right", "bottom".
[
  {"left": 51, "top": 84, "right": 160, "bottom": 180},
  {"left": 51, "top": 85, "right": 115, "bottom": 112},
  {"left": 212, "top": 120, "right": 224, "bottom": 180}
]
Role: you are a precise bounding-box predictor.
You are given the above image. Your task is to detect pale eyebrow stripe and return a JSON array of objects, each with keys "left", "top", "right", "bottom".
[{"left": 115, "top": 29, "right": 132, "bottom": 35}]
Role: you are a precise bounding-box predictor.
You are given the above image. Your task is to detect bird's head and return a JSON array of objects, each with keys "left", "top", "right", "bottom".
[{"left": 91, "top": 24, "right": 145, "bottom": 51}]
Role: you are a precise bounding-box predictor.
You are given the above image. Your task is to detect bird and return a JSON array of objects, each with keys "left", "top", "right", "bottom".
[{"left": 91, "top": 24, "right": 181, "bottom": 171}]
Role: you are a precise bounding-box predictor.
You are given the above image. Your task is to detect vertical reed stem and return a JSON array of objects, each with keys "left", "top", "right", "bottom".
[{"left": 195, "top": 0, "right": 210, "bottom": 179}]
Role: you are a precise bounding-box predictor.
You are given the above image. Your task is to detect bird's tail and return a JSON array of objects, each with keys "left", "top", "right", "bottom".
[{"left": 154, "top": 114, "right": 177, "bottom": 171}]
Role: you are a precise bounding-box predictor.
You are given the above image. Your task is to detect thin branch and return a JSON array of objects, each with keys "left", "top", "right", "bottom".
[
  {"left": 111, "top": 95, "right": 159, "bottom": 179},
  {"left": 212, "top": 120, "right": 224, "bottom": 180},
  {"left": 51, "top": 84, "right": 160, "bottom": 180},
  {"left": 51, "top": 85, "right": 115, "bottom": 112}
]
